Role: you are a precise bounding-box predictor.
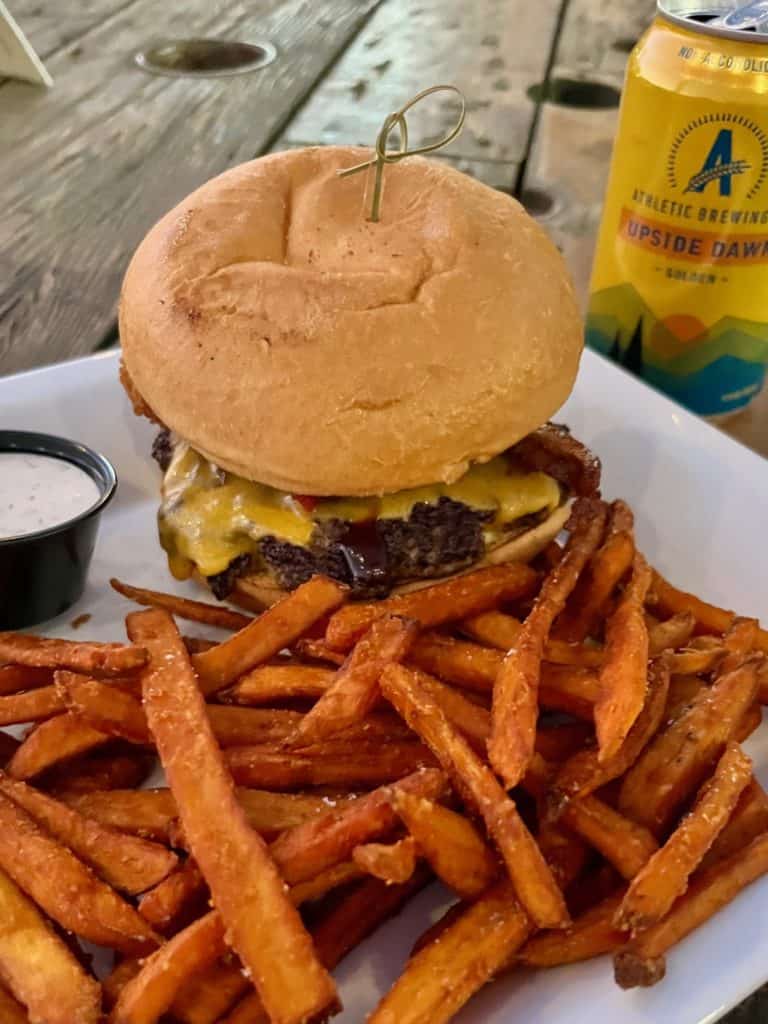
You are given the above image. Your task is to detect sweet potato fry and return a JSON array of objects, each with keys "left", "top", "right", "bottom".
[
  {"left": 47, "top": 747, "right": 153, "bottom": 795},
  {"left": 63, "top": 785, "right": 352, "bottom": 842},
  {"left": 224, "top": 870, "right": 433, "bottom": 1024},
  {"left": 518, "top": 891, "right": 627, "bottom": 967},
  {"left": 60, "top": 673, "right": 330, "bottom": 749},
  {"left": 702, "top": 779, "right": 768, "bottom": 868},
  {"left": 647, "top": 611, "right": 696, "bottom": 656},
  {"left": 110, "top": 911, "right": 226, "bottom": 1024},
  {"left": 103, "top": 960, "right": 143, "bottom": 1010},
  {"left": 556, "top": 501, "right": 635, "bottom": 642},
  {"left": 735, "top": 702, "right": 762, "bottom": 742},
  {"left": 0, "top": 664, "right": 52, "bottom": 695},
  {"left": 617, "top": 742, "right": 752, "bottom": 932},
  {"left": 535, "top": 821, "right": 590, "bottom": 891},
  {"left": 324, "top": 563, "right": 539, "bottom": 652},
  {"left": 618, "top": 657, "right": 760, "bottom": 834},
  {"left": 353, "top": 836, "right": 417, "bottom": 884},
  {"left": 406, "top": 668, "right": 490, "bottom": 753},
  {"left": 207, "top": 706, "right": 305, "bottom": 747},
  {"left": 138, "top": 861, "right": 206, "bottom": 933},
  {"left": 170, "top": 960, "right": 250, "bottom": 1024},
  {"left": 664, "top": 674, "right": 704, "bottom": 721},
  {"left": 0, "top": 983, "right": 27, "bottom": 1024},
  {"left": 0, "top": 684, "right": 64, "bottom": 725},
  {"left": 290, "top": 615, "right": 417, "bottom": 745},
  {"left": 392, "top": 789, "right": 498, "bottom": 897},
  {"left": 461, "top": 611, "right": 605, "bottom": 668},
  {"left": 182, "top": 636, "right": 218, "bottom": 655},
  {"left": 61, "top": 788, "right": 177, "bottom": 841},
  {"left": 368, "top": 879, "right": 532, "bottom": 1024},
  {"left": 407, "top": 632, "right": 502, "bottom": 692},
  {"left": 0, "top": 865, "right": 101, "bottom": 1024},
  {"left": 0, "top": 772, "right": 177, "bottom": 895},
  {"left": 312, "top": 868, "right": 432, "bottom": 970},
  {"left": 0, "top": 789, "right": 160, "bottom": 953},
  {"left": 489, "top": 499, "right": 608, "bottom": 787},
  {"left": 549, "top": 657, "right": 670, "bottom": 812},
  {"left": 269, "top": 767, "right": 447, "bottom": 885},
  {"left": 225, "top": 740, "right": 434, "bottom": 790},
  {"left": 220, "top": 991, "right": 273, "bottom": 1022},
  {"left": 759, "top": 659, "right": 768, "bottom": 704},
  {"left": 538, "top": 664, "right": 601, "bottom": 719},
  {"left": 224, "top": 663, "right": 335, "bottom": 705},
  {"left": 128, "top": 608, "right": 338, "bottom": 1024},
  {"left": 380, "top": 664, "right": 568, "bottom": 928},
  {"left": 523, "top": 755, "right": 657, "bottom": 880},
  {"left": 288, "top": 861, "right": 364, "bottom": 905},
  {"left": 560, "top": 796, "right": 658, "bottom": 880},
  {"left": 57, "top": 672, "right": 150, "bottom": 744},
  {"left": 0, "top": 633, "right": 146, "bottom": 676},
  {"left": 7, "top": 712, "right": 110, "bottom": 780},
  {"left": 720, "top": 616, "right": 760, "bottom": 672},
  {"left": 110, "top": 577, "right": 252, "bottom": 631},
  {"left": 668, "top": 648, "right": 725, "bottom": 675},
  {"left": 192, "top": 576, "right": 347, "bottom": 695},
  {"left": 650, "top": 572, "right": 768, "bottom": 653},
  {"left": 615, "top": 831, "right": 768, "bottom": 989},
  {"left": 594, "top": 552, "right": 652, "bottom": 761},
  {"left": 294, "top": 638, "right": 345, "bottom": 665}
]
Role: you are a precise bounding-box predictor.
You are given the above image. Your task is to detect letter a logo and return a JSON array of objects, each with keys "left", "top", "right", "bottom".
[{"left": 684, "top": 128, "right": 750, "bottom": 196}]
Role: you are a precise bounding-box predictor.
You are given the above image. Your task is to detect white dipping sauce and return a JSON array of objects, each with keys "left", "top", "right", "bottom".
[{"left": 0, "top": 452, "right": 102, "bottom": 539}]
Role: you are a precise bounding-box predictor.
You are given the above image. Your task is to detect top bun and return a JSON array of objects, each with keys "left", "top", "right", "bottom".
[{"left": 120, "top": 146, "right": 582, "bottom": 496}]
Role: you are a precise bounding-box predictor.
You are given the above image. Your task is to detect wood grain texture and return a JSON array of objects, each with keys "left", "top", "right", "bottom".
[
  {"left": 277, "top": 0, "right": 561, "bottom": 167},
  {"left": 520, "top": 0, "right": 655, "bottom": 307},
  {"left": 0, "top": 0, "right": 380, "bottom": 373},
  {"left": 8, "top": 0, "right": 139, "bottom": 60}
]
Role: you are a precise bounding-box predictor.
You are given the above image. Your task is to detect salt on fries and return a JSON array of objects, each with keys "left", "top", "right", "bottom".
[
  {"left": 0, "top": 496, "right": 762, "bottom": 1023},
  {"left": 488, "top": 498, "right": 608, "bottom": 788}
]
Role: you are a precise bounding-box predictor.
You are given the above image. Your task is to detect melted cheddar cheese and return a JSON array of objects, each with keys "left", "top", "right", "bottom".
[{"left": 159, "top": 444, "right": 561, "bottom": 579}]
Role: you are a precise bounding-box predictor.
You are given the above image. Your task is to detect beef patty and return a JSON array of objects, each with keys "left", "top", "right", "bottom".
[{"left": 153, "top": 429, "right": 496, "bottom": 598}]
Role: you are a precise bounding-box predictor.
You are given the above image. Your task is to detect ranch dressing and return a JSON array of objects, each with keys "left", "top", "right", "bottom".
[{"left": 0, "top": 452, "right": 101, "bottom": 539}]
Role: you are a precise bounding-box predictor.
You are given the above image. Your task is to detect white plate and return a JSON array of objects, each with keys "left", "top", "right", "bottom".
[{"left": 1, "top": 348, "right": 766, "bottom": 1023}]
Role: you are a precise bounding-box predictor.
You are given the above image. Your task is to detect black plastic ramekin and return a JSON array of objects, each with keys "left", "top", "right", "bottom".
[{"left": 0, "top": 431, "right": 117, "bottom": 629}]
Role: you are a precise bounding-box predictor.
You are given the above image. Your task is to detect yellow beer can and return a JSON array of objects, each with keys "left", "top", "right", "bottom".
[{"left": 586, "top": 0, "right": 768, "bottom": 417}]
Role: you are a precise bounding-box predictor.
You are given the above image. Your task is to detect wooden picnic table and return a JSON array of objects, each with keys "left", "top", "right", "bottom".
[{"left": 0, "top": 0, "right": 767, "bottom": 1010}]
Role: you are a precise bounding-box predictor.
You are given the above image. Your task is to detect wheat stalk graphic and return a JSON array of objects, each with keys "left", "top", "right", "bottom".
[{"left": 683, "top": 160, "right": 751, "bottom": 193}]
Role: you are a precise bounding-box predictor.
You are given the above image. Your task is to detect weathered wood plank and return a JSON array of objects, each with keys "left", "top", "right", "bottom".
[
  {"left": 7, "top": 0, "right": 139, "bottom": 60},
  {"left": 521, "top": 0, "right": 655, "bottom": 306},
  {"left": 277, "top": 0, "right": 561, "bottom": 168},
  {"left": 0, "top": 0, "right": 380, "bottom": 373}
]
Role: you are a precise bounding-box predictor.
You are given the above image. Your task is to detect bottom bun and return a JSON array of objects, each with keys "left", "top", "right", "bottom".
[{"left": 219, "top": 503, "right": 570, "bottom": 611}]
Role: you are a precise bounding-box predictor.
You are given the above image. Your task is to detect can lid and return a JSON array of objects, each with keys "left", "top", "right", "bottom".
[{"left": 659, "top": 0, "right": 768, "bottom": 41}]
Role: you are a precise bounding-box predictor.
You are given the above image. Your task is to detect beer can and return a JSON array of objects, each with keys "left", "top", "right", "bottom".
[{"left": 586, "top": 1, "right": 768, "bottom": 418}]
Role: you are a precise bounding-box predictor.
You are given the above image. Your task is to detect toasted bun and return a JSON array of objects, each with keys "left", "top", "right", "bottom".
[
  {"left": 224, "top": 502, "right": 570, "bottom": 610},
  {"left": 120, "top": 146, "right": 582, "bottom": 496}
]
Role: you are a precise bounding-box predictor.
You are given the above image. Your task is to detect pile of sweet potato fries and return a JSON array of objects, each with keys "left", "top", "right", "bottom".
[{"left": 0, "top": 496, "right": 765, "bottom": 1023}]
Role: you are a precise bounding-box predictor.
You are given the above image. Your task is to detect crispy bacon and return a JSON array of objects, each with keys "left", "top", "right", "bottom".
[
  {"left": 511, "top": 423, "right": 601, "bottom": 498},
  {"left": 120, "top": 361, "right": 164, "bottom": 427}
]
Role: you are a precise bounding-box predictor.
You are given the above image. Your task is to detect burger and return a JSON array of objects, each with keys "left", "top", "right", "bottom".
[{"left": 119, "top": 146, "right": 599, "bottom": 608}]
